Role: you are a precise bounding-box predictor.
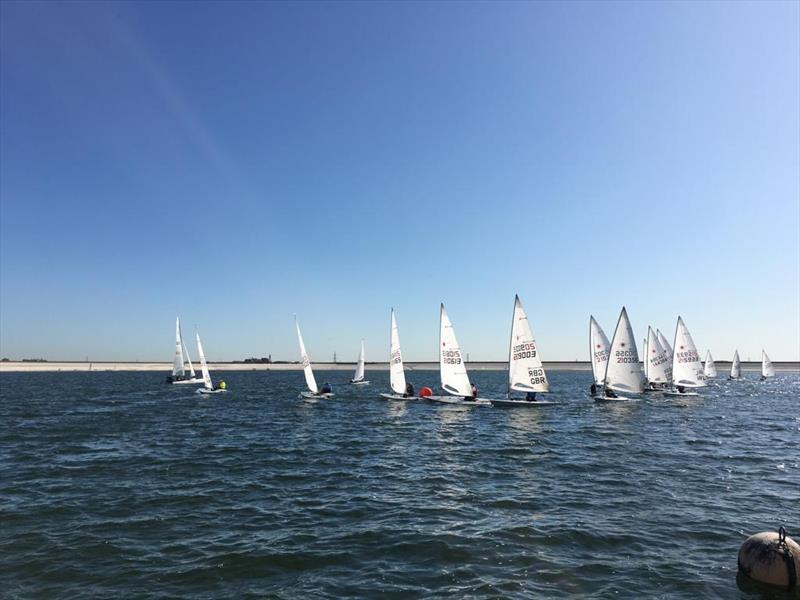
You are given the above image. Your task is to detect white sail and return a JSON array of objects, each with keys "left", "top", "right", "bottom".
[
  {"left": 643, "top": 335, "right": 649, "bottom": 381},
  {"left": 195, "top": 332, "right": 213, "bottom": 390},
  {"left": 352, "top": 339, "right": 366, "bottom": 382},
  {"left": 704, "top": 351, "right": 717, "bottom": 378},
  {"left": 671, "top": 317, "right": 706, "bottom": 388},
  {"left": 589, "top": 316, "right": 611, "bottom": 385},
  {"left": 295, "top": 319, "right": 318, "bottom": 393},
  {"left": 178, "top": 321, "right": 197, "bottom": 378},
  {"left": 603, "top": 307, "right": 645, "bottom": 393},
  {"left": 508, "top": 295, "right": 548, "bottom": 393},
  {"left": 389, "top": 309, "right": 407, "bottom": 394},
  {"left": 657, "top": 329, "right": 674, "bottom": 369},
  {"left": 762, "top": 350, "right": 775, "bottom": 378},
  {"left": 646, "top": 326, "right": 672, "bottom": 384},
  {"left": 439, "top": 304, "right": 472, "bottom": 396},
  {"left": 730, "top": 350, "right": 741, "bottom": 379},
  {"left": 172, "top": 317, "right": 185, "bottom": 377}
]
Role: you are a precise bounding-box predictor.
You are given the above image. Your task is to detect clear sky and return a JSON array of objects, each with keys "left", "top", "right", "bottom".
[{"left": 1, "top": 1, "right": 798, "bottom": 363}]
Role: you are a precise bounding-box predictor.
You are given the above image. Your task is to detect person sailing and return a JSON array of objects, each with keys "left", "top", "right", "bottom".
[
  {"left": 526, "top": 391, "right": 537, "bottom": 402},
  {"left": 465, "top": 383, "right": 478, "bottom": 401},
  {"left": 404, "top": 382, "right": 414, "bottom": 397},
  {"left": 590, "top": 383, "right": 598, "bottom": 396},
  {"left": 604, "top": 387, "right": 618, "bottom": 398}
]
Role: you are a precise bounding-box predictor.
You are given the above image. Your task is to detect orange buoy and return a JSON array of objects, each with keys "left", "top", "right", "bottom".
[{"left": 419, "top": 386, "right": 433, "bottom": 397}]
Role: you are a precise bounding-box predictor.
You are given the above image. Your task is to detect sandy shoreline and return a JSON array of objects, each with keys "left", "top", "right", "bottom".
[{"left": 1, "top": 361, "right": 796, "bottom": 373}]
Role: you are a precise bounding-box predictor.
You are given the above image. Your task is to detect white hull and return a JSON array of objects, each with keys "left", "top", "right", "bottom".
[
  {"left": 350, "top": 380, "right": 370, "bottom": 385},
  {"left": 663, "top": 390, "right": 699, "bottom": 397},
  {"left": 426, "top": 395, "right": 491, "bottom": 406},
  {"left": 379, "top": 393, "right": 419, "bottom": 401},
  {"left": 197, "top": 388, "right": 228, "bottom": 395},
  {"left": 299, "top": 391, "right": 334, "bottom": 400},
  {"left": 593, "top": 395, "right": 632, "bottom": 402},
  {"left": 171, "top": 378, "right": 205, "bottom": 385},
  {"left": 490, "top": 398, "right": 557, "bottom": 407}
]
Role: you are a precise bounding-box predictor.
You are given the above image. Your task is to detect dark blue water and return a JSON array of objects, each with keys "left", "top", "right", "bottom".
[{"left": 1, "top": 370, "right": 798, "bottom": 598}]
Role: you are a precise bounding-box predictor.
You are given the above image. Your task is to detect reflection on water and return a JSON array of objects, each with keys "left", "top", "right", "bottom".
[{"left": 0, "top": 369, "right": 798, "bottom": 599}]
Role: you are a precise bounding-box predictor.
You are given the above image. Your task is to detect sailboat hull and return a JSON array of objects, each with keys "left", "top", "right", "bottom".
[
  {"left": 170, "top": 378, "right": 205, "bottom": 385},
  {"left": 490, "top": 398, "right": 557, "bottom": 407},
  {"left": 350, "top": 380, "right": 370, "bottom": 385},
  {"left": 379, "top": 393, "right": 419, "bottom": 401},
  {"left": 197, "top": 388, "right": 228, "bottom": 395},
  {"left": 593, "top": 395, "right": 632, "bottom": 402},
  {"left": 299, "top": 391, "right": 334, "bottom": 400},
  {"left": 663, "top": 390, "right": 699, "bottom": 397},
  {"left": 426, "top": 395, "right": 491, "bottom": 406}
]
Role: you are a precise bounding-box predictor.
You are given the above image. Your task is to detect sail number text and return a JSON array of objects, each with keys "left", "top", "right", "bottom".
[
  {"left": 615, "top": 349, "right": 638, "bottom": 363},
  {"left": 512, "top": 342, "right": 537, "bottom": 361},
  {"left": 442, "top": 349, "right": 462, "bottom": 365}
]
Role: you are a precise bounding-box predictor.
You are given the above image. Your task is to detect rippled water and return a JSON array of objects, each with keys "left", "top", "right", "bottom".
[{"left": 1, "top": 370, "right": 798, "bottom": 598}]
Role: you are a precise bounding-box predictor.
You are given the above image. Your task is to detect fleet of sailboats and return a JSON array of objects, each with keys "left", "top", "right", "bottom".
[
  {"left": 166, "top": 317, "right": 204, "bottom": 385},
  {"left": 166, "top": 301, "right": 782, "bottom": 401}
]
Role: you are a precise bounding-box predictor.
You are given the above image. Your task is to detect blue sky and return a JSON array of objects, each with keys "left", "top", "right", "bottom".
[{"left": 1, "top": 1, "right": 798, "bottom": 362}]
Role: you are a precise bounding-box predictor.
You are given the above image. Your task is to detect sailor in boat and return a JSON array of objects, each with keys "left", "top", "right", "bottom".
[
  {"left": 604, "top": 387, "right": 618, "bottom": 398},
  {"left": 526, "top": 391, "right": 538, "bottom": 402},
  {"left": 165, "top": 374, "right": 185, "bottom": 384},
  {"left": 320, "top": 382, "right": 332, "bottom": 395},
  {"left": 590, "top": 383, "right": 598, "bottom": 396},
  {"left": 464, "top": 383, "right": 478, "bottom": 401},
  {"left": 676, "top": 385, "right": 686, "bottom": 394},
  {"left": 759, "top": 375, "right": 767, "bottom": 381},
  {"left": 404, "top": 382, "right": 415, "bottom": 398}
]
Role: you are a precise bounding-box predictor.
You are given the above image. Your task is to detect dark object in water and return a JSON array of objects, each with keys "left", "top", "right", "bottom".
[{"left": 737, "top": 527, "right": 799, "bottom": 591}]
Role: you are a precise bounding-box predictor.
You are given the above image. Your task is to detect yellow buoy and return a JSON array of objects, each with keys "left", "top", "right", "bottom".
[
  {"left": 738, "top": 527, "right": 799, "bottom": 590},
  {"left": 219, "top": 380, "right": 226, "bottom": 390}
]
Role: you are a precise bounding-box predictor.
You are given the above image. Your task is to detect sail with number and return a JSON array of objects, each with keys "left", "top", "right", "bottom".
[
  {"left": 508, "top": 295, "right": 549, "bottom": 394},
  {"left": 295, "top": 319, "right": 318, "bottom": 393},
  {"left": 730, "top": 350, "right": 741, "bottom": 379},
  {"left": 657, "top": 329, "right": 674, "bottom": 370},
  {"left": 389, "top": 309, "right": 407, "bottom": 395},
  {"left": 704, "top": 351, "right": 717, "bottom": 378},
  {"left": 603, "top": 307, "right": 645, "bottom": 393},
  {"left": 589, "top": 316, "right": 611, "bottom": 386},
  {"left": 352, "top": 340, "right": 366, "bottom": 382},
  {"left": 761, "top": 350, "right": 775, "bottom": 378},
  {"left": 671, "top": 317, "right": 706, "bottom": 388},
  {"left": 646, "top": 326, "right": 672, "bottom": 384},
  {"left": 172, "top": 317, "right": 185, "bottom": 377},
  {"left": 439, "top": 304, "right": 471, "bottom": 397},
  {"left": 196, "top": 332, "right": 213, "bottom": 390}
]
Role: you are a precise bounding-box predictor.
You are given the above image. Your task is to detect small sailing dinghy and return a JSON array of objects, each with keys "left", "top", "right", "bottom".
[
  {"left": 589, "top": 316, "right": 611, "bottom": 399},
  {"left": 729, "top": 350, "right": 741, "bottom": 380},
  {"left": 195, "top": 332, "right": 227, "bottom": 394},
  {"left": 596, "top": 307, "right": 645, "bottom": 401},
  {"left": 703, "top": 350, "right": 717, "bottom": 380},
  {"left": 663, "top": 316, "right": 705, "bottom": 397},
  {"left": 760, "top": 350, "right": 775, "bottom": 380},
  {"left": 426, "top": 304, "right": 490, "bottom": 406},
  {"left": 491, "top": 295, "right": 555, "bottom": 407},
  {"left": 657, "top": 329, "right": 674, "bottom": 373},
  {"left": 166, "top": 317, "right": 204, "bottom": 385},
  {"left": 296, "top": 318, "right": 333, "bottom": 399},
  {"left": 379, "top": 309, "right": 418, "bottom": 401},
  {"left": 350, "top": 339, "right": 370, "bottom": 385},
  {"left": 643, "top": 326, "right": 672, "bottom": 392}
]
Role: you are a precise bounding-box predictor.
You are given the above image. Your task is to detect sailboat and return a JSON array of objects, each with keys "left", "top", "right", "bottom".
[
  {"left": 597, "top": 307, "right": 645, "bottom": 401},
  {"left": 644, "top": 326, "right": 672, "bottom": 391},
  {"left": 490, "top": 295, "right": 554, "bottom": 407},
  {"left": 166, "top": 317, "right": 203, "bottom": 384},
  {"left": 350, "top": 339, "right": 370, "bottom": 385},
  {"left": 296, "top": 318, "right": 333, "bottom": 399},
  {"left": 657, "top": 329, "right": 674, "bottom": 372},
  {"left": 664, "top": 316, "right": 705, "bottom": 396},
  {"left": 760, "top": 350, "right": 775, "bottom": 380},
  {"left": 427, "top": 303, "right": 490, "bottom": 405},
  {"left": 703, "top": 351, "right": 717, "bottom": 379},
  {"left": 195, "top": 332, "right": 227, "bottom": 394},
  {"left": 589, "top": 316, "right": 611, "bottom": 396},
  {"left": 729, "top": 350, "right": 741, "bottom": 380},
  {"left": 379, "top": 309, "right": 416, "bottom": 400}
]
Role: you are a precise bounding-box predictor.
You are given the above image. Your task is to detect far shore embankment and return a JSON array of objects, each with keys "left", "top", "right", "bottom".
[{"left": 1, "top": 361, "right": 797, "bottom": 373}]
